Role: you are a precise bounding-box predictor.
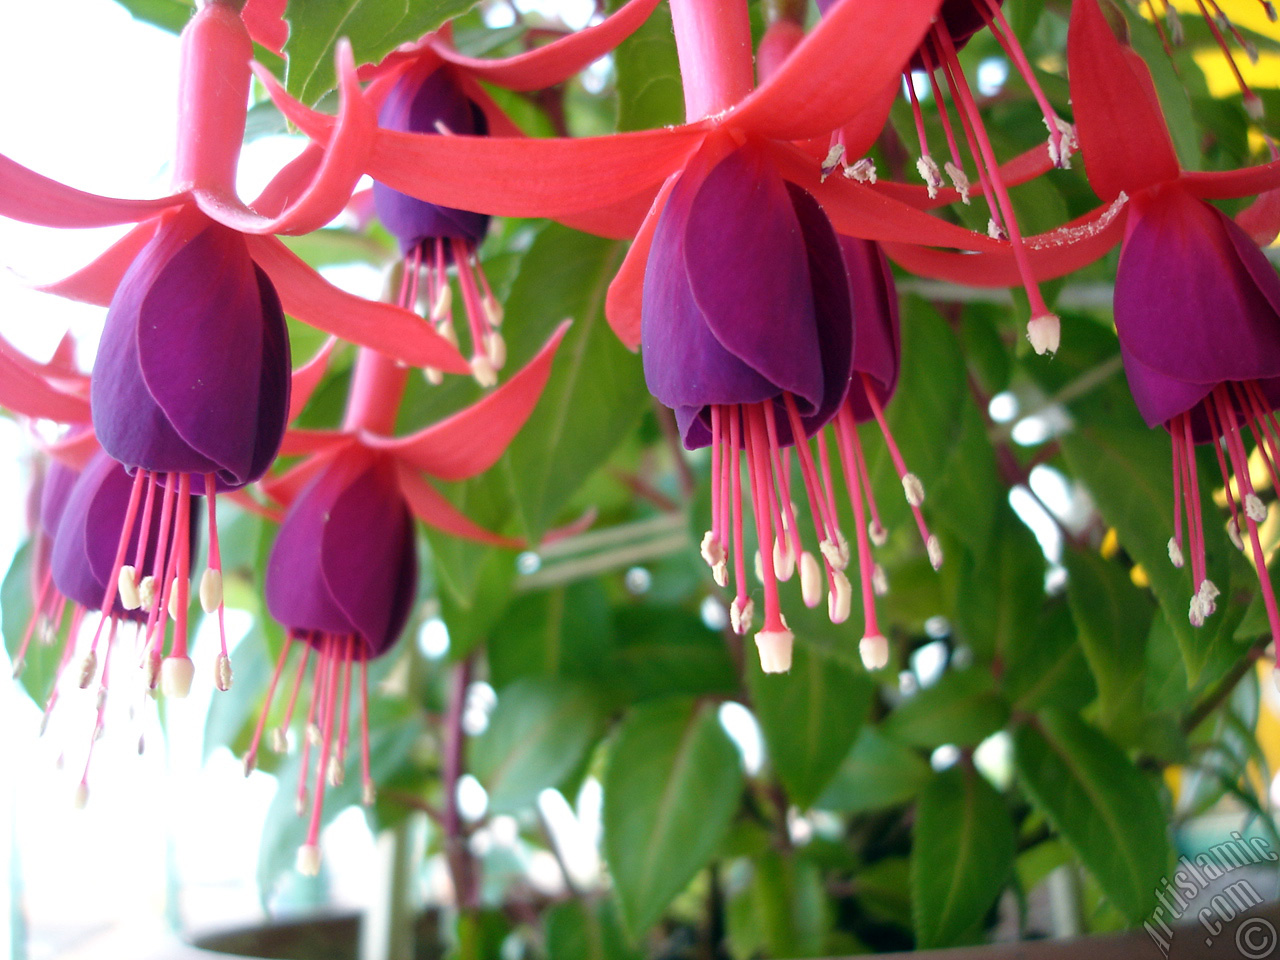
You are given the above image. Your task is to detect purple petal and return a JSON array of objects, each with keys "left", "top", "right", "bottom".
[
  {"left": 92, "top": 210, "right": 290, "bottom": 489},
  {"left": 374, "top": 64, "right": 492, "bottom": 253},
  {"left": 1116, "top": 186, "right": 1280, "bottom": 387},
  {"left": 266, "top": 449, "right": 417, "bottom": 658},
  {"left": 40, "top": 459, "right": 81, "bottom": 539},
  {"left": 841, "top": 237, "right": 901, "bottom": 420}
]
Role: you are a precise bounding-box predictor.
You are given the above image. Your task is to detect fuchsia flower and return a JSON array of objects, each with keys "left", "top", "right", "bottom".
[
  {"left": 242, "top": 324, "right": 569, "bottom": 873},
  {"left": 1067, "top": 0, "right": 1280, "bottom": 638}
]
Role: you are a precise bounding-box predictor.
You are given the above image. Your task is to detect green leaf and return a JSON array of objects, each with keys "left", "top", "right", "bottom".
[
  {"left": 953, "top": 502, "right": 1046, "bottom": 663},
  {"left": 727, "top": 850, "right": 831, "bottom": 959},
  {"left": 3, "top": 540, "right": 65, "bottom": 708},
  {"left": 1013, "top": 710, "right": 1171, "bottom": 923},
  {"left": 817, "top": 727, "right": 933, "bottom": 814},
  {"left": 749, "top": 643, "right": 874, "bottom": 809},
  {"left": 486, "top": 581, "right": 617, "bottom": 689},
  {"left": 283, "top": 0, "right": 482, "bottom": 103},
  {"left": 501, "top": 225, "right": 647, "bottom": 541},
  {"left": 544, "top": 898, "right": 641, "bottom": 960},
  {"left": 612, "top": 0, "right": 684, "bottom": 131},
  {"left": 1063, "top": 550, "right": 1151, "bottom": 736},
  {"left": 911, "top": 765, "right": 1015, "bottom": 948},
  {"left": 609, "top": 606, "right": 739, "bottom": 702},
  {"left": 1003, "top": 600, "right": 1097, "bottom": 714},
  {"left": 882, "top": 668, "right": 1010, "bottom": 749},
  {"left": 470, "top": 678, "right": 607, "bottom": 814},
  {"left": 110, "top": 0, "right": 193, "bottom": 33},
  {"left": 603, "top": 698, "right": 743, "bottom": 937}
]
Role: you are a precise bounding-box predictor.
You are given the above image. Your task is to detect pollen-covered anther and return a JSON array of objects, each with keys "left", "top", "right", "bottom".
[
  {"left": 869, "top": 520, "right": 888, "bottom": 548},
  {"left": 730, "top": 596, "right": 754, "bottom": 635},
  {"left": 1228, "top": 517, "right": 1245, "bottom": 551},
  {"left": 1198, "top": 579, "right": 1220, "bottom": 618},
  {"left": 73, "top": 783, "right": 89, "bottom": 810},
  {"left": 843, "top": 158, "right": 877, "bottom": 184},
  {"left": 482, "top": 293, "right": 504, "bottom": 328},
  {"left": 470, "top": 354, "right": 498, "bottom": 388},
  {"left": 306, "top": 722, "right": 322, "bottom": 747},
  {"left": 167, "top": 579, "right": 186, "bottom": 619},
  {"left": 799, "top": 551, "right": 823, "bottom": 607},
  {"left": 1246, "top": 94, "right": 1265, "bottom": 122},
  {"left": 138, "top": 575, "right": 158, "bottom": 611},
  {"left": 362, "top": 782, "right": 377, "bottom": 806},
  {"left": 423, "top": 367, "right": 444, "bottom": 386},
  {"left": 161, "top": 656, "right": 195, "bottom": 699},
  {"left": 820, "top": 534, "right": 849, "bottom": 570},
  {"left": 754, "top": 550, "right": 764, "bottom": 584},
  {"left": 1246, "top": 494, "right": 1268, "bottom": 523},
  {"left": 118, "top": 565, "right": 141, "bottom": 610},
  {"left": 297, "top": 844, "right": 322, "bottom": 877},
  {"left": 944, "top": 162, "right": 971, "bottom": 204},
  {"left": 987, "top": 219, "right": 1007, "bottom": 241},
  {"left": 916, "top": 155, "right": 943, "bottom": 199},
  {"left": 327, "top": 756, "right": 344, "bottom": 787},
  {"left": 295, "top": 789, "right": 308, "bottom": 817},
  {"left": 712, "top": 560, "right": 728, "bottom": 587},
  {"left": 1026, "top": 314, "right": 1061, "bottom": 356},
  {"left": 820, "top": 143, "right": 846, "bottom": 181},
  {"left": 428, "top": 282, "right": 452, "bottom": 322},
  {"left": 773, "top": 538, "right": 796, "bottom": 582},
  {"left": 828, "top": 569, "right": 852, "bottom": 624},
  {"left": 200, "top": 568, "right": 223, "bottom": 614},
  {"left": 860, "top": 634, "right": 889, "bottom": 671},
  {"left": 270, "top": 727, "right": 288, "bottom": 754},
  {"left": 872, "top": 564, "right": 889, "bottom": 596},
  {"left": 1046, "top": 117, "right": 1079, "bottom": 170},
  {"left": 485, "top": 330, "right": 507, "bottom": 369},
  {"left": 755, "top": 627, "right": 795, "bottom": 673},
  {"left": 926, "top": 535, "right": 944, "bottom": 571},
  {"left": 902, "top": 473, "right": 925, "bottom": 508},
  {"left": 700, "top": 531, "right": 724, "bottom": 568},
  {"left": 1168, "top": 537, "right": 1185, "bottom": 568},
  {"left": 78, "top": 651, "right": 97, "bottom": 689},
  {"left": 143, "top": 649, "right": 162, "bottom": 689},
  {"left": 243, "top": 753, "right": 257, "bottom": 777},
  {"left": 215, "top": 653, "right": 233, "bottom": 692},
  {"left": 10, "top": 656, "right": 23, "bottom": 679}
]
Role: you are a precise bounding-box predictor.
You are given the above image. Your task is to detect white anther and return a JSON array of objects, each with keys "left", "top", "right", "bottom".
[
  {"left": 143, "top": 650, "right": 162, "bottom": 689},
  {"left": 944, "top": 161, "right": 971, "bottom": 204},
  {"left": 137, "top": 734, "right": 145, "bottom": 756},
  {"left": 1168, "top": 537, "right": 1185, "bottom": 568},
  {"left": 988, "top": 218, "right": 1007, "bottom": 241},
  {"left": 327, "top": 756, "right": 344, "bottom": 788},
  {"left": 820, "top": 535, "right": 849, "bottom": 571},
  {"left": 73, "top": 783, "right": 89, "bottom": 810},
  {"left": 200, "top": 568, "right": 223, "bottom": 614},
  {"left": 295, "top": 790, "right": 308, "bottom": 817},
  {"left": 424, "top": 367, "right": 444, "bottom": 385},
  {"left": 439, "top": 318, "right": 459, "bottom": 349},
  {"left": 872, "top": 564, "right": 889, "bottom": 596},
  {"left": 754, "top": 550, "right": 764, "bottom": 584},
  {"left": 243, "top": 752, "right": 257, "bottom": 777},
  {"left": 429, "top": 283, "right": 452, "bottom": 322},
  {"left": 161, "top": 656, "right": 195, "bottom": 699},
  {"left": 10, "top": 656, "right": 22, "bottom": 679},
  {"left": 483, "top": 293, "right": 504, "bottom": 328},
  {"left": 902, "top": 473, "right": 925, "bottom": 507},
  {"left": 363, "top": 782, "right": 377, "bottom": 805},
  {"left": 37, "top": 615, "right": 56, "bottom": 645},
  {"left": 821, "top": 144, "right": 846, "bottom": 181},
  {"left": 95, "top": 686, "right": 106, "bottom": 712},
  {"left": 1189, "top": 594, "right": 1205, "bottom": 627},
  {"left": 927, "top": 535, "right": 944, "bottom": 571},
  {"left": 1228, "top": 517, "right": 1245, "bottom": 551},
  {"left": 754, "top": 628, "right": 795, "bottom": 674},
  {"left": 799, "top": 552, "right": 823, "bottom": 607},
  {"left": 78, "top": 651, "right": 97, "bottom": 689},
  {"left": 1246, "top": 494, "right": 1268, "bottom": 523},
  {"left": 1264, "top": 0, "right": 1276, "bottom": 22},
  {"left": 271, "top": 727, "right": 289, "bottom": 754},
  {"left": 1026, "top": 314, "right": 1061, "bottom": 356},
  {"left": 916, "top": 155, "right": 943, "bottom": 199},
  {"left": 701, "top": 531, "right": 725, "bottom": 569},
  {"left": 828, "top": 570, "right": 852, "bottom": 624},
  {"left": 485, "top": 331, "right": 507, "bottom": 369},
  {"left": 843, "top": 158, "right": 878, "bottom": 183},
  {"left": 167, "top": 579, "right": 186, "bottom": 620},
  {"left": 1165, "top": 7, "right": 1184, "bottom": 43},
  {"left": 860, "top": 634, "right": 889, "bottom": 671},
  {"left": 730, "top": 596, "right": 754, "bottom": 635},
  {"left": 138, "top": 575, "right": 158, "bottom": 611},
  {"left": 297, "top": 844, "right": 322, "bottom": 877},
  {"left": 215, "top": 653, "right": 233, "bottom": 692},
  {"left": 1046, "top": 117, "right": 1079, "bottom": 170},
  {"left": 869, "top": 520, "right": 887, "bottom": 547},
  {"left": 306, "top": 723, "right": 323, "bottom": 747},
  {"left": 773, "top": 538, "right": 795, "bottom": 582},
  {"left": 118, "top": 566, "right": 141, "bottom": 610},
  {"left": 713, "top": 560, "right": 728, "bottom": 587},
  {"left": 471, "top": 355, "right": 498, "bottom": 388},
  {"left": 1198, "top": 579, "right": 1220, "bottom": 619}
]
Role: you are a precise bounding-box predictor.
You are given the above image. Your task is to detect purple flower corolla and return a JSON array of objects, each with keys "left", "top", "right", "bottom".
[
  {"left": 1113, "top": 183, "right": 1280, "bottom": 637},
  {"left": 250, "top": 446, "right": 417, "bottom": 875},
  {"left": 642, "top": 137, "right": 853, "bottom": 672}
]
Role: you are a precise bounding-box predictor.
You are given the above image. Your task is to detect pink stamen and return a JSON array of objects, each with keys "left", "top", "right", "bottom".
[
  {"left": 244, "top": 632, "right": 295, "bottom": 772},
  {"left": 205, "top": 474, "right": 228, "bottom": 660},
  {"left": 304, "top": 635, "right": 343, "bottom": 851},
  {"left": 783, "top": 394, "right": 838, "bottom": 547},
  {"left": 745, "top": 405, "right": 784, "bottom": 632},
  {"left": 278, "top": 641, "right": 313, "bottom": 739},
  {"left": 336, "top": 634, "right": 355, "bottom": 771},
  {"left": 359, "top": 651, "right": 373, "bottom": 803},
  {"left": 1180, "top": 413, "right": 1209, "bottom": 589},
  {"left": 834, "top": 407, "right": 881, "bottom": 638},
  {"left": 977, "top": 0, "right": 1069, "bottom": 153},
  {"left": 296, "top": 640, "right": 329, "bottom": 813},
  {"left": 87, "top": 469, "right": 147, "bottom": 657},
  {"left": 729, "top": 408, "right": 748, "bottom": 609},
  {"left": 1171, "top": 423, "right": 1185, "bottom": 555},
  {"left": 860, "top": 377, "right": 935, "bottom": 548},
  {"left": 710, "top": 405, "right": 723, "bottom": 544},
  {"left": 169, "top": 473, "right": 192, "bottom": 661}
]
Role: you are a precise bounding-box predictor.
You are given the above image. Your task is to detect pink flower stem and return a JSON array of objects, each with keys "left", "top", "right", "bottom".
[
  {"left": 669, "top": 0, "right": 755, "bottom": 121},
  {"left": 342, "top": 349, "right": 409, "bottom": 436}
]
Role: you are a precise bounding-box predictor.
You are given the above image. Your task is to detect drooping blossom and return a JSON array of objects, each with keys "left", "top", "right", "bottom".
[
  {"left": 241, "top": 323, "right": 570, "bottom": 872},
  {"left": 1068, "top": 0, "right": 1280, "bottom": 640}
]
